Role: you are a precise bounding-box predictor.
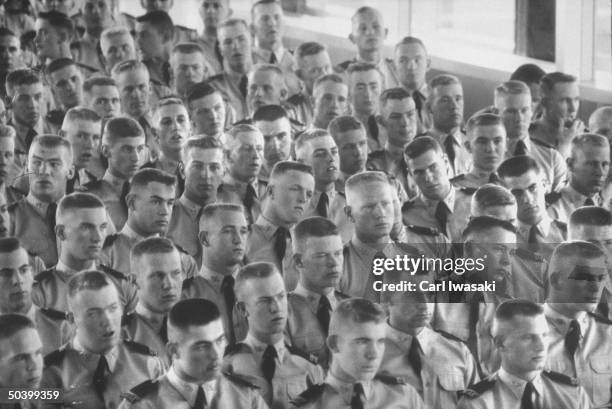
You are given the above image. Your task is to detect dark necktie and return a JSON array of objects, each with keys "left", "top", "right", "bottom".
[
  {"left": 316, "top": 192, "right": 329, "bottom": 218},
  {"left": 521, "top": 381, "right": 536, "bottom": 409},
  {"left": 159, "top": 316, "right": 168, "bottom": 343},
  {"left": 92, "top": 354, "right": 109, "bottom": 400},
  {"left": 273, "top": 227, "right": 290, "bottom": 265},
  {"left": 514, "top": 140, "right": 528, "bottom": 156},
  {"left": 239, "top": 75, "right": 248, "bottom": 98},
  {"left": 528, "top": 225, "right": 540, "bottom": 253},
  {"left": 407, "top": 336, "right": 422, "bottom": 378},
  {"left": 467, "top": 292, "right": 484, "bottom": 366},
  {"left": 584, "top": 197, "right": 595, "bottom": 206},
  {"left": 316, "top": 295, "right": 331, "bottom": 335},
  {"left": 46, "top": 202, "right": 57, "bottom": 233},
  {"left": 350, "top": 383, "right": 365, "bottom": 409},
  {"left": 261, "top": 345, "right": 277, "bottom": 384},
  {"left": 444, "top": 135, "right": 456, "bottom": 170},
  {"left": 119, "top": 180, "right": 130, "bottom": 213},
  {"left": 434, "top": 201, "right": 449, "bottom": 236},
  {"left": 564, "top": 319, "right": 581, "bottom": 357},
  {"left": 244, "top": 184, "right": 257, "bottom": 215},
  {"left": 220, "top": 275, "right": 236, "bottom": 343},
  {"left": 25, "top": 127, "right": 37, "bottom": 151},
  {"left": 193, "top": 385, "right": 207, "bottom": 409},
  {"left": 269, "top": 52, "right": 278, "bottom": 64}
]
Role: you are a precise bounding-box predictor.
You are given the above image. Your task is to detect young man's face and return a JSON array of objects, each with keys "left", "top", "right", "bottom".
[
  {"left": 349, "top": 9, "right": 386, "bottom": 53},
  {"left": 313, "top": 81, "right": 349, "bottom": 128},
  {"left": 467, "top": 124, "right": 506, "bottom": 172},
  {"left": 11, "top": 83, "right": 44, "bottom": 126},
  {"left": 297, "top": 135, "right": 339, "bottom": 186},
  {"left": 465, "top": 227, "right": 516, "bottom": 288},
  {"left": 201, "top": 209, "right": 248, "bottom": 266},
  {"left": 34, "top": 19, "right": 62, "bottom": 60},
  {"left": 254, "top": 117, "right": 291, "bottom": 171},
  {"left": 569, "top": 144, "right": 610, "bottom": 196},
  {"left": 105, "top": 136, "right": 146, "bottom": 179},
  {"left": 155, "top": 103, "right": 190, "bottom": 154},
  {"left": 86, "top": 85, "right": 121, "bottom": 119},
  {"left": 116, "top": 69, "right": 151, "bottom": 118},
  {"left": 0, "top": 247, "right": 33, "bottom": 314},
  {"left": 171, "top": 52, "right": 207, "bottom": 95},
  {"left": 135, "top": 250, "right": 182, "bottom": 314},
  {"left": 380, "top": 97, "right": 417, "bottom": 146},
  {"left": 227, "top": 131, "right": 264, "bottom": 181},
  {"left": 44, "top": 0, "right": 74, "bottom": 14},
  {"left": 199, "top": 0, "right": 231, "bottom": 30},
  {"left": 247, "top": 70, "right": 285, "bottom": 114},
  {"left": 0, "top": 328, "right": 43, "bottom": 388},
  {"left": 184, "top": 147, "right": 224, "bottom": 202},
  {"left": 0, "top": 194, "right": 9, "bottom": 237},
  {"left": 140, "top": 0, "right": 173, "bottom": 12},
  {"left": 190, "top": 92, "right": 226, "bottom": 137},
  {"left": 82, "top": 0, "right": 113, "bottom": 32},
  {"left": 62, "top": 119, "right": 101, "bottom": 170},
  {"left": 498, "top": 314, "right": 548, "bottom": 376},
  {"left": 337, "top": 129, "right": 368, "bottom": 175},
  {"left": 130, "top": 182, "right": 176, "bottom": 235},
  {"left": 0, "top": 35, "right": 22, "bottom": 73},
  {"left": 502, "top": 170, "right": 546, "bottom": 225},
  {"left": 270, "top": 170, "right": 314, "bottom": 224},
  {"left": 349, "top": 69, "right": 381, "bottom": 116},
  {"left": 27, "top": 144, "right": 73, "bottom": 202},
  {"left": 395, "top": 42, "right": 428, "bottom": 91},
  {"left": 251, "top": 1, "right": 283, "bottom": 49},
  {"left": 218, "top": 23, "right": 251, "bottom": 72},
  {"left": 407, "top": 149, "right": 451, "bottom": 201},
  {"left": 0, "top": 136, "right": 15, "bottom": 186},
  {"left": 241, "top": 273, "right": 287, "bottom": 341},
  {"left": 101, "top": 34, "right": 137, "bottom": 71},
  {"left": 136, "top": 21, "right": 167, "bottom": 61},
  {"left": 58, "top": 206, "right": 108, "bottom": 263},
  {"left": 49, "top": 65, "right": 84, "bottom": 109},
  {"left": 388, "top": 291, "right": 433, "bottom": 330},
  {"left": 550, "top": 256, "right": 607, "bottom": 313},
  {"left": 429, "top": 83, "right": 464, "bottom": 132},
  {"left": 347, "top": 181, "right": 394, "bottom": 241},
  {"left": 496, "top": 93, "right": 532, "bottom": 140},
  {"left": 297, "top": 51, "right": 331, "bottom": 94},
  {"left": 543, "top": 81, "right": 580, "bottom": 125},
  {"left": 331, "top": 320, "right": 386, "bottom": 382},
  {"left": 297, "top": 235, "right": 343, "bottom": 293}
]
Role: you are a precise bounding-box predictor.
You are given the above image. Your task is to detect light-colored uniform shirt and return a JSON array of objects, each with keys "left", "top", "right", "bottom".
[
  {"left": 506, "top": 137, "right": 567, "bottom": 193},
  {"left": 547, "top": 183, "right": 604, "bottom": 223},
  {"left": 167, "top": 195, "right": 206, "bottom": 265},
  {"left": 429, "top": 129, "right": 472, "bottom": 178}
]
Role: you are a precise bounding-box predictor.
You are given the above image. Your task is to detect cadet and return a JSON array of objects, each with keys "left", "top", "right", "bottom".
[
  {"left": 83, "top": 116, "right": 147, "bottom": 230},
  {"left": 286, "top": 217, "right": 346, "bottom": 369},
  {"left": 451, "top": 113, "right": 506, "bottom": 190},
  {"left": 494, "top": 80, "right": 566, "bottom": 192},
  {"left": 100, "top": 168, "right": 198, "bottom": 277},
  {"left": 509, "top": 63, "right": 546, "bottom": 116},
  {"left": 72, "top": 0, "right": 115, "bottom": 74},
  {"left": 291, "top": 41, "right": 332, "bottom": 123},
  {"left": 340, "top": 171, "right": 419, "bottom": 301},
  {"left": 40, "top": 270, "right": 165, "bottom": 409},
  {"left": 5, "top": 69, "right": 52, "bottom": 169},
  {"left": 251, "top": 0, "right": 293, "bottom": 72},
  {"left": 380, "top": 281, "right": 479, "bottom": 409},
  {"left": 402, "top": 136, "right": 472, "bottom": 243},
  {"left": 32, "top": 193, "right": 138, "bottom": 348},
  {"left": 99, "top": 27, "right": 138, "bottom": 75},
  {"left": 589, "top": 106, "right": 612, "bottom": 139},
  {"left": 60, "top": 107, "right": 101, "bottom": 191},
  {"left": 548, "top": 133, "right": 609, "bottom": 222},
  {"left": 186, "top": 82, "right": 232, "bottom": 141},
  {"left": 247, "top": 65, "right": 305, "bottom": 124},
  {"left": 135, "top": 11, "right": 174, "bottom": 87},
  {"left": 294, "top": 129, "right": 342, "bottom": 219},
  {"left": 425, "top": 74, "right": 471, "bottom": 177},
  {"left": 122, "top": 237, "right": 182, "bottom": 366},
  {"left": 0, "top": 127, "right": 23, "bottom": 205},
  {"left": 291, "top": 298, "right": 424, "bottom": 409},
  {"left": 310, "top": 73, "right": 349, "bottom": 130},
  {"left": 498, "top": 155, "right": 567, "bottom": 258},
  {"left": 225, "top": 262, "right": 325, "bottom": 408},
  {"left": 170, "top": 42, "right": 208, "bottom": 99},
  {"left": 34, "top": 11, "right": 74, "bottom": 67},
  {"left": 195, "top": 0, "right": 231, "bottom": 75},
  {"left": 138, "top": 0, "right": 198, "bottom": 44},
  {"left": 83, "top": 76, "right": 121, "bottom": 121},
  {"left": 253, "top": 105, "right": 293, "bottom": 185},
  {"left": 335, "top": 6, "right": 396, "bottom": 89},
  {"left": 543, "top": 241, "right": 612, "bottom": 407},
  {"left": 9, "top": 135, "right": 73, "bottom": 266},
  {"left": 346, "top": 63, "right": 385, "bottom": 152},
  {"left": 392, "top": 36, "right": 431, "bottom": 131},
  {"left": 530, "top": 72, "right": 584, "bottom": 154},
  {"left": 208, "top": 18, "right": 252, "bottom": 121},
  {"left": 181, "top": 203, "right": 249, "bottom": 344},
  {"left": 218, "top": 124, "right": 266, "bottom": 225},
  {"left": 0, "top": 29, "right": 28, "bottom": 100},
  {"left": 366, "top": 87, "right": 419, "bottom": 199},
  {"left": 246, "top": 161, "right": 314, "bottom": 291},
  {"left": 167, "top": 137, "right": 224, "bottom": 263},
  {"left": 144, "top": 97, "right": 190, "bottom": 191},
  {"left": 457, "top": 300, "right": 590, "bottom": 409},
  {"left": 118, "top": 298, "right": 268, "bottom": 409},
  {"left": 46, "top": 58, "right": 84, "bottom": 114}
]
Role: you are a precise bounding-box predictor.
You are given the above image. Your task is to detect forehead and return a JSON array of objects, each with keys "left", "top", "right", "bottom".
[
  {"left": 14, "top": 82, "right": 43, "bottom": 95},
  {"left": 51, "top": 65, "right": 80, "bottom": 80},
  {"left": 352, "top": 10, "right": 382, "bottom": 26},
  {"left": 209, "top": 209, "right": 247, "bottom": 227},
  {"left": 158, "top": 103, "right": 188, "bottom": 117},
  {"left": 471, "top": 124, "right": 506, "bottom": 138},
  {"left": 315, "top": 81, "right": 347, "bottom": 96},
  {"left": 499, "top": 92, "right": 531, "bottom": 108},
  {"left": 139, "top": 249, "right": 181, "bottom": 269},
  {"left": 302, "top": 51, "right": 330, "bottom": 64},
  {"left": 383, "top": 97, "right": 415, "bottom": 112},
  {"left": 502, "top": 170, "right": 538, "bottom": 188},
  {"left": 276, "top": 170, "right": 314, "bottom": 185},
  {"left": 468, "top": 226, "right": 516, "bottom": 242},
  {"left": 573, "top": 224, "right": 612, "bottom": 241},
  {"left": 35, "top": 19, "right": 55, "bottom": 31},
  {"left": 308, "top": 135, "right": 337, "bottom": 150},
  {"left": 350, "top": 70, "right": 381, "bottom": 85},
  {"left": 111, "top": 135, "right": 145, "bottom": 147},
  {"left": 337, "top": 129, "right": 366, "bottom": 144},
  {"left": 433, "top": 83, "right": 463, "bottom": 97},
  {"left": 192, "top": 92, "right": 223, "bottom": 108},
  {"left": 116, "top": 69, "right": 149, "bottom": 85},
  {"left": 90, "top": 84, "right": 119, "bottom": 96},
  {"left": 338, "top": 320, "right": 386, "bottom": 341},
  {"left": 236, "top": 131, "right": 264, "bottom": 145},
  {"left": 575, "top": 143, "right": 610, "bottom": 160},
  {"left": 173, "top": 52, "right": 204, "bottom": 64},
  {"left": 409, "top": 149, "right": 445, "bottom": 168},
  {"left": 0, "top": 248, "right": 29, "bottom": 268},
  {"left": 29, "top": 143, "right": 69, "bottom": 160},
  {"left": 551, "top": 81, "right": 579, "bottom": 96},
  {"left": 136, "top": 181, "right": 175, "bottom": 196},
  {"left": 251, "top": 69, "right": 281, "bottom": 84},
  {"left": 351, "top": 181, "right": 392, "bottom": 202},
  {"left": 245, "top": 273, "right": 284, "bottom": 298},
  {"left": 0, "top": 328, "right": 41, "bottom": 359},
  {"left": 187, "top": 147, "right": 224, "bottom": 162},
  {"left": 73, "top": 285, "right": 119, "bottom": 308},
  {"left": 305, "top": 234, "right": 342, "bottom": 250},
  {"left": 62, "top": 206, "right": 107, "bottom": 223},
  {"left": 63, "top": 119, "right": 101, "bottom": 133},
  {"left": 396, "top": 42, "right": 426, "bottom": 57},
  {"left": 104, "top": 33, "right": 133, "bottom": 47},
  {"left": 482, "top": 204, "right": 517, "bottom": 220},
  {"left": 180, "top": 320, "right": 224, "bottom": 344},
  {"left": 505, "top": 314, "right": 548, "bottom": 337},
  {"left": 255, "top": 118, "right": 291, "bottom": 134},
  {"left": 253, "top": 2, "right": 282, "bottom": 17},
  {"left": 219, "top": 23, "right": 249, "bottom": 39}
]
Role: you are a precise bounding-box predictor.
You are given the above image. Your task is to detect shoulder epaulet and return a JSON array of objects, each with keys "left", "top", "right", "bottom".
[
  {"left": 8, "top": 185, "right": 27, "bottom": 196},
  {"left": 587, "top": 311, "right": 612, "bottom": 325},
  {"left": 286, "top": 343, "right": 319, "bottom": 365},
  {"left": 39, "top": 308, "right": 69, "bottom": 321},
  {"left": 545, "top": 191, "right": 562, "bottom": 206},
  {"left": 450, "top": 174, "right": 466, "bottom": 184},
  {"left": 207, "top": 73, "right": 224, "bottom": 83},
  {"left": 459, "top": 377, "right": 496, "bottom": 398},
  {"left": 44, "top": 347, "right": 67, "bottom": 367},
  {"left": 76, "top": 62, "right": 99, "bottom": 74},
  {"left": 530, "top": 137, "right": 556, "bottom": 150},
  {"left": 174, "top": 243, "right": 190, "bottom": 255},
  {"left": 436, "top": 329, "right": 467, "bottom": 345},
  {"left": 34, "top": 267, "right": 55, "bottom": 283},
  {"left": 395, "top": 242, "right": 421, "bottom": 256},
  {"left": 82, "top": 179, "right": 103, "bottom": 191},
  {"left": 223, "top": 371, "right": 260, "bottom": 389},
  {"left": 334, "top": 290, "right": 350, "bottom": 300},
  {"left": 290, "top": 384, "right": 325, "bottom": 407},
  {"left": 149, "top": 77, "right": 163, "bottom": 87},
  {"left": 121, "top": 311, "right": 136, "bottom": 327},
  {"left": 541, "top": 370, "right": 579, "bottom": 386},
  {"left": 182, "top": 276, "right": 195, "bottom": 291},
  {"left": 224, "top": 342, "right": 251, "bottom": 357},
  {"left": 124, "top": 339, "right": 157, "bottom": 356},
  {"left": 7, "top": 201, "right": 19, "bottom": 212},
  {"left": 289, "top": 117, "right": 305, "bottom": 128},
  {"left": 459, "top": 187, "right": 477, "bottom": 195},
  {"left": 45, "top": 110, "right": 66, "bottom": 126},
  {"left": 401, "top": 199, "right": 417, "bottom": 213},
  {"left": 287, "top": 93, "right": 308, "bottom": 106},
  {"left": 126, "top": 379, "right": 160, "bottom": 401},
  {"left": 103, "top": 233, "right": 120, "bottom": 248},
  {"left": 337, "top": 190, "right": 345, "bottom": 198},
  {"left": 553, "top": 219, "right": 567, "bottom": 233},
  {"left": 515, "top": 247, "right": 544, "bottom": 262},
  {"left": 99, "top": 264, "right": 130, "bottom": 281},
  {"left": 335, "top": 59, "right": 353, "bottom": 72},
  {"left": 233, "top": 118, "right": 253, "bottom": 126},
  {"left": 405, "top": 224, "right": 440, "bottom": 236},
  {"left": 374, "top": 373, "right": 406, "bottom": 385}
]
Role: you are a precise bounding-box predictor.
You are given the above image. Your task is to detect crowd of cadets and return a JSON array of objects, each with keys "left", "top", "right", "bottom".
[{"left": 1, "top": 0, "right": 612, "bottom": 408}]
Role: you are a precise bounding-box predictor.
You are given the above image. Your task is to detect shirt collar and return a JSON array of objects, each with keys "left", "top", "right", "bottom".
[
  {"left": 121, "top": 223, "right": 154, "bottom": 242},
  {"left": 179, "top": 194, "right": 203, "bottom": 217},
  {"left": 293, "top": 283, "right": 337, "bottom": 312},
  {"left": 167, "top": 366, "right": 217, "bottom": 407},
  {"left": 543, "top": 303, "right": 588, "bottom": 336},
  {"left": 565, "top": 184, "right": 602, "bottom": 205},
  {"left": 419, "top": 186, "right": 455, "bottom": 212},
  {"left": 102, "top": 170, "right": 127, "bottom": 191},
  {"left": 72, "top": 336, "right": 118, "bottom": 372},
  {"left": 253, "top": 214, "right": 287, "bottom": 240},
  {"left": 518, "top": 211, "right": 552, "bottom": 238},
  {"left": 255, "top": 45, "right": 286, "bottom": 62},
  {"left": 56, "top": 260, "right": 96, "bottom": 277},
  {"left": 223, "top": 173, "right": 259, "bottom": 196},
  {"left": 9, "top": 113, "right": 43, "bottom": 138},
  {"left": 244, "top": 332, "right": 286, "bottom": 364},
  {"left": 135, "top": 302, "right": 166, "bottom": 331},
  {"left": 325, "top": 371, "right": 373, "bottom": 404},
  {"left": 498, "top": 367, "right": 543, "bottom": 399},
  {"left": 25, "top": 193, "right": 50, "bottom": 216},
  {"left": 199, "top": 264, "right": 238, "bottom": 293}
]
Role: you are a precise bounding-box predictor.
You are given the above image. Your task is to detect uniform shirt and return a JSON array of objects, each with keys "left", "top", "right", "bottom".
[
  {"left": 72, "top": 33, "right": 105, "bottom": 75},
  {"left": 8, "top": 195, "right": 58, "bottom": 266},
  {"left": 8, "top": 115, "right": 52, "bottom": 174},
  {"left": 516, "top": 213, "right": 566, "bottom": 259},
  {"left": 246, "top": 215, "right": 298, "bottom": 291},
  {"left": 19, "top": 304, "right": 74, "bottom": 356},
  {"left": 181, "top": 264, "right": 248, "bottom": 344},
  {"left": 286, "top": 92, "right": 314, "bottom": 127},
  {"left": 142, "top": 58, "right": 171, "bottom": 88},
  {"left": 82, "top": 170, "right": 128, "bottom": 231},
  {"left": 224, "top": 333, "right": 325, "bottom": 409},
  {"left": 117, "top": 366, "right": 269, "bottom": 409},
  {"left": 218, "top": 174, "right": 266, "bottom": 226},
  {"left": 40, "top": 338, "right": 165, "bottom": 409},
  {"left": 302, "top": 188, "right": 340, "bottom": 219},
  {"left": 340, "top": 237, "right": 422, "bottom": 302},
  {"left": 253, "top": 45, "right": 301, "bottom": 96},
  {"left": 429, "top": 129, "right": 472, "bottom": 177},
  {"left": 208, "top": 72, "right": 249, "bottom": 121},
  {"left": 547, "top": 183, "right": 604, "bottom": 223},
  {"left": 334, "top": 56, "right": 397, "bottom": 96},
  {"left": 166, "top": 195, "right": 205, "bottom": 265},
  {"left": 0, "top": 182, "right": 25, "bottom": 205},
  {"left": 285, "top": 285, "right": 344, "bottom": 369},
  {"left": 544, "top": 304, "right": 612, "bottom": 407},
  {"left": 457, "top": 367, "right": 590, "bottom": 409},
  {"left": 402, "top": 187, "right": 472, "bottom": 243},
  {"left": 290, "top": 371, "right": 425, "bottom": 409},
  {"left": 121, "top": 305, "right": 170, "bottom": 368},
  {"left": 380, "top": 323, "right": 479, "bottom": 409},
  {"left": 506, "top": 137, "right": 567, "bottom": 193},
  {"left": 99, "top": 223, "right": 198, "bottom": 278},
  {"left": 510, "top": 249, "right": 548, "bottom": 303},
  {"left": 367, "top": 152, "right": 419, "bottom": 200},
  {"left": 32, "top": 260, "right": 138, "bottom": 314},
  {"left": 195, "top": 34, "right": 223, "bottom": 75}
]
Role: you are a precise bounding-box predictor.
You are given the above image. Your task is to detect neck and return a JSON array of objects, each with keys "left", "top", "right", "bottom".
[
  {"left": 506, "top": 367, "right": 540, "bottom": 382},
  {"left": 204, "top": 26, "right": 217, "bottom": 39},
  {"left": 386, "top": 141, "right": 406, "bottom": 159},
  {"left": 435, "top": 125, "right": 460, "bottom": 136},
  {"left": 257, "top": 38, "right": 280, "bottom": 52},
  {"left": 315, "top": 180, "right": 334, "bottom": 192},
  {"left": 253, "top": 330, "right": 283, "bottom": 346},
  {"left": 159, "top": 150, "right": 182, "bottom": 165},
  {"left": 302, "top": 280, "right": 333, "bottom": 296},
  {"left": 59, "top": 252, "right": 96, "bottom": 272},
  {"left": 355, "top": 110, "right": 373, "bottom": 123},
  {"left": 203, "top": 256, "right": 238, "bottom": 276},
  {"left": 127, "top": 219, "right": 153, "bottom": 238},
  {"left": 174, "top": 364, "right": 214, "bottom": 385},
  {"left": 184, "top": 189, "right": 216, "bottom": 207},
  {"left": 354, "top": 233, "right": 390, "bottom": 248},
  {"left": 230, "top": 170, "right": 255, "bottom": 185},
  {"left": 358, "top": 49, "right": 380, "bottom": 63},
  {"left": 86, "top": 26, "right": 104, "bottom": 38},
  {"left": 388, "top": 317, "right": 423, "bottom": 336},
  {"left": 330, "top": 363, "right": 362, "bottom": 384},
  {"left": 225, "top": 62, "right": 249, "bottom": 76},
  {"left": 470, "top": 165, "right": 495, "bottom": 180},
  {"left": 262, "top": 206, "right": 292, "bottom": 229},
  {"left": 108, "top": 167, "right": 128, "bottom": 181},
  {"left": 0, "top": 300, "right": 32, "bottom": 315},
  {"left": 569, "top": 178, "right": 593, "bottom": 197},
  {"left": 536, "top": 117, "right": 561, "bottom": 146}
]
